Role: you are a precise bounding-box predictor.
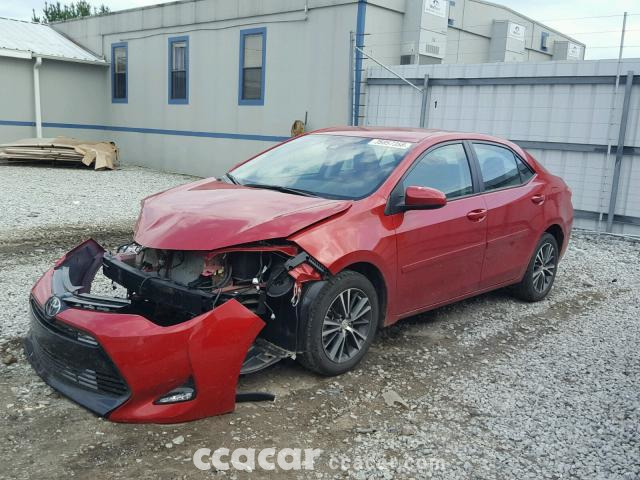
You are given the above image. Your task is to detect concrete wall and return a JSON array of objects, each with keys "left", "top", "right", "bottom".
[
  {"left": 445, "top": 30, "right": 491, "bottom": 64},
  {"left": 40, "top": 60, "right": 109, "bottom": 127},
  {"left": 0, "top": 57, "right": 35, "bottom": 141},
  {"left": 0, "top": 56, "right": 108, "bottom": 143},
  {"left": 362, "top": 1, "right": 405, "bottom": 66},
  {"left": 364, "top": 59, "right": 640, "bottom": 234}
]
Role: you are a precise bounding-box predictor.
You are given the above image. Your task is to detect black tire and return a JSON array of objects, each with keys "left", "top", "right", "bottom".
[
  {"left": 512, "top": 232, "right": 559, "bottom": 302},
  {"left": 298, "top": 270, "right": 379, "bottom": 376}
]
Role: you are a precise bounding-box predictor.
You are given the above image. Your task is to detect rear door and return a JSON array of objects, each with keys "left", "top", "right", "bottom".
[
  {"left": 394, "top": 142, "right": 488, "bottom": 315},
  {"left": 470, "top": 142, "right": 546, "bottom": 288}
]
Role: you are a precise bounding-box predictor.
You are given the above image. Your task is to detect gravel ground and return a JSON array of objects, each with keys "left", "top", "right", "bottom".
[
  {"left": 0, "top": 163, "right": 638, "bottom": 479},
  {"left": 0, "top": 164, "right": 198, "bottom": 338},
  {"left": 0, "top": 164, "right": 197, "bottom": 245}
]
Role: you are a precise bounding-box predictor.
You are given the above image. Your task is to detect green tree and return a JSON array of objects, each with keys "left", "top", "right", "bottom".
[{"left": 32, "top": 1, "right": 110, "bottom": 23}]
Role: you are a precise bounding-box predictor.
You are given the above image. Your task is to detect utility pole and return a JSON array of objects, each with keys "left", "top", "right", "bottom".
[
  {"left": 614, "top": 12, "right": 628, "bottom": 91},
  {"left": 618, "top": 11, "right": 628, "bottom": 67},
  {"left": 604, "top": 12, "right": 630, "bottom": 233},
  {"left": 600, "top": 11, "right": 628, "bottom": 231}
]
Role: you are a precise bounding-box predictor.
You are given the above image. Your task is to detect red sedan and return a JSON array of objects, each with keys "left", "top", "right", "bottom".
[{"left": 25, "top": 128, "right": 573, "bottom": 423}]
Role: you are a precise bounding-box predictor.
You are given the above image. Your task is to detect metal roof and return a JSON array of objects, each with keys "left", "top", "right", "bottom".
[{"left": 0, "top": 17, "right": 106, "bottom": 65}]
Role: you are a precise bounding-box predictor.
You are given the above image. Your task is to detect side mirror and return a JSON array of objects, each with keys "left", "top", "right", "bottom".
[{"left": 404, "top": 186, "right": 447, "bottom": 210}]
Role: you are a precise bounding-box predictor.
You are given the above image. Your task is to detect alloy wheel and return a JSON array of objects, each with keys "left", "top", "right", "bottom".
[
  {"left": 321, "top": 288, "right": 372, "bottom": 363},
  {"left": 532, "top": 242, "right": 556, "bottom": 293}
]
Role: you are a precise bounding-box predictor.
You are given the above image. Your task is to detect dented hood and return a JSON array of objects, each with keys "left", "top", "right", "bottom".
[{"left": 134, "top": 179, "right": 352, "bottom": 250}]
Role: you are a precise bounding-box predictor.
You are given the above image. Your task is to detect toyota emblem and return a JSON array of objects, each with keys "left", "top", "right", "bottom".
[{"left": 44, "top": 296, "right": 62, "bottom": 319}]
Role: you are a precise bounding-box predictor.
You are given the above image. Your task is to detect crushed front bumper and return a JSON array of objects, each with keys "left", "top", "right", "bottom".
[{"left": 25, "top": 239, "right": 265, "bottom": 423}]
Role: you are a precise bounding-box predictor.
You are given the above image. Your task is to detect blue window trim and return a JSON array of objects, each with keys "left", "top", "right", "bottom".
[
  {"left": 111, "top": 42, "right": 128, "bottom": 104},
  {"left": 0, "top": 119, "right": 289, "bottom": 142},
  {"left": 168, "top": 35, "right": 189, "bottom": 105},
  {"left": 238, "top": 27, "right": 266, "bottom": 106}
]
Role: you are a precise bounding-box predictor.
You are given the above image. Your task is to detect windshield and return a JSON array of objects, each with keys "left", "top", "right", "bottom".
[{"left": 229, "top": 134, "right": 414, "bottom": 200}]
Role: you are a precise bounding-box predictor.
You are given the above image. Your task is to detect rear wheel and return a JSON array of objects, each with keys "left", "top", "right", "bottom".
[
  {"left": 298, "top": 271, "right": 379, "bottom": 376},
  {"left": 512, "top": 232, "right": 559, "bottom": 302}
]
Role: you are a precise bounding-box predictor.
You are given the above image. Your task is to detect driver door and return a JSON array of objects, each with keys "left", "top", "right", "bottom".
[{"left": 393, "top": 142, "right": 488, "bottom": 315}]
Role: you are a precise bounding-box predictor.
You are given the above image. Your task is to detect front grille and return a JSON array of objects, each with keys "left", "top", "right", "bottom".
[
  {"left": 30, "top": 296, "right": 98, "bottom": 346},
  {"left": 38, "top": 342, "right": 128, "bottom": 396},
  {"left": 28, "top": 296, "right": 129, "bottom": 398}
]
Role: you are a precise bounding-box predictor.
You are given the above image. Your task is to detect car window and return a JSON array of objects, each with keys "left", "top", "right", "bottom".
[
  {"left": 516, "top": 155, "right": 535, "bottom": 183},
  {"left": 402, "top": 143, "right": 473, "bottom": 199},
  {"left": 474, "top": 143, "right": 525, "bottom": 191},
  {"left": 231, "top": 134, "right": 413, "bottom": 200}
]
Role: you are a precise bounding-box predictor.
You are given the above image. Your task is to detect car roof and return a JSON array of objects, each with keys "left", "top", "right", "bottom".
[
  {"left": 311, "top": 127, "right": 449, "bottom": 143},
  {"left": 311, "top": 127, "right": 525, "bottom": 152}
]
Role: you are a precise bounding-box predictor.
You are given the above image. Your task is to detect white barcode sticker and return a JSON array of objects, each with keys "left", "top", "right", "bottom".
[{"left": 368, "top": 138, "right": 413, "bottom": 149}]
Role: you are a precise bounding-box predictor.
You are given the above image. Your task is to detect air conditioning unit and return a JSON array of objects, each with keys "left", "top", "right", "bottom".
[
  {"left": 401, "top": 0, "right": 448, "bottom": 63},
  {"left": 489, "top": 20, "right": 526, "bottom": 62},
  {"left": 423, "top": 43, "right": 441, "bottom": 56},
  {"left": 553, "top": 41, "right": 584, "bottom": 61}
]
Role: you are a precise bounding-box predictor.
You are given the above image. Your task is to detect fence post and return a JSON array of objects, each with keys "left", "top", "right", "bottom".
[
  {"left": 419, "top": 74, "right": 430, "bottom": 128},
  {"left": 606, "top": 70, "right": 634, "bottom": 232}
]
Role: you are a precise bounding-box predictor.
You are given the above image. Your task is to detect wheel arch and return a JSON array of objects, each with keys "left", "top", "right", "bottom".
[
  {"left": 516, "top": 222, "right": 566, "bottom": 284},
  {"left": 340, "top": 261, "right": 388, "bottom": 329},
  {"left": 545, "top": 223, "right": 565, "bottom": 251}
]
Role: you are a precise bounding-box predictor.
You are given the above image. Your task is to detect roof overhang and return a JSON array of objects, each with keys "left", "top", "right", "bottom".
[
  {"left": 0, "top": 47, "right": 108, "bottom": 66},
  {"left": 0, "top": 47, "right": 31, "bottom": 59}
]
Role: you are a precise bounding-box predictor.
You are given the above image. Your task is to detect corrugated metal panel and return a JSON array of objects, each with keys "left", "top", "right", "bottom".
[
  {"left": 0, "top": 17, "right": 105, "bottom": 64},
  {"left": 364, "top": 59, "right": 640, "bottom": 231},
  {"left": 615, "top": 155, "right": 640, "bottom": 218},
  {"left": 422, "top": 83, "right": 619, "bottom": 145},
  {"left": 368, "top": 59, "right": 640, "bottom": 81}
]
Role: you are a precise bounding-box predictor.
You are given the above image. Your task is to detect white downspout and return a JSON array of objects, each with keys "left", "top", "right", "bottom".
[{"left": 33, "top": 56, "right": 43, "bottom": 138}]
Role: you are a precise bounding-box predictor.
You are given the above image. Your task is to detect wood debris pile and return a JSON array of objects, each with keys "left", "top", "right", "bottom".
[{"left": 0, "top": 137, "right": 118, "bottom": 170}]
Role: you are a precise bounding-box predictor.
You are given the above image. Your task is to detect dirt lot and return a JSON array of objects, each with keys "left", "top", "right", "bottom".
[{"left": 0, "top": 165, "right": 638, "bottom": 479}]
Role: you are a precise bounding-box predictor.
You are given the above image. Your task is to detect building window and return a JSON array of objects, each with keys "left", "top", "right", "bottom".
[
  {"left": 448, "top": 18, "right": 454, "bottom": 26},
  {"left": 541, "top": 32, "right": 549, "bottom": 51},
  {"left": 111, "top": 42, "right": 127, "bottom": 103},
  {"left": 239, "top": 27, "right": 266, "bottom": 105},
  {"left": 168, "top": 36, "right": 188, "bottom": 104}
]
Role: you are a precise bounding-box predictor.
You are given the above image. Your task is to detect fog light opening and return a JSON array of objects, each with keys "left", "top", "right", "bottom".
[{"left": 154, "top": 378, "right": 196, "bottom": 404}]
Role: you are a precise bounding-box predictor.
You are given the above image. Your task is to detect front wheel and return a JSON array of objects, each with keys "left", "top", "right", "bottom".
[
  {"left": 298, "top": 271, "right": 379, "bottom": 376},
  {"left": 512, "top": 232, "right": 559, "bottom": 302}
]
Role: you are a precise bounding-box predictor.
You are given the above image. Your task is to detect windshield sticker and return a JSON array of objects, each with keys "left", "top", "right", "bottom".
[{"left": 368, "top": 139, "right": 413, "bottom": 149}]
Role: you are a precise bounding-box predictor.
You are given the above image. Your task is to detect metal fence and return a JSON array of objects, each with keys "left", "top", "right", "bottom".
[{"left": 360, "top": 59, "right": 640, "bottom": 235}]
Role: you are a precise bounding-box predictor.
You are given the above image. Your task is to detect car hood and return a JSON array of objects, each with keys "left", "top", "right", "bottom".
[{"left": 133, "top": 179, "right": 352, "bottom": 250}]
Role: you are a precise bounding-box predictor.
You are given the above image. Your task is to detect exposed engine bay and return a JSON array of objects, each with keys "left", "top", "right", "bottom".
[{"left": 93, "top": 241, "right": 327, "bottom": 373}]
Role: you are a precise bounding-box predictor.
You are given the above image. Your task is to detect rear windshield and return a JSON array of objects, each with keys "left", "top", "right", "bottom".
[{"left": 230, "top": 134, "right": 413, "bottom": 199}]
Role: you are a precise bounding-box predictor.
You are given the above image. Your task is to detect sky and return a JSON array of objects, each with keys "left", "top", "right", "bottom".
[{"left": 1, "top": 0, "right": 639, "bottom": 60}]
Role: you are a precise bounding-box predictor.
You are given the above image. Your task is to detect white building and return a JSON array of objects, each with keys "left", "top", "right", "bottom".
[{"left": 0, "top": 0, "right": 585, "bottom": 176}]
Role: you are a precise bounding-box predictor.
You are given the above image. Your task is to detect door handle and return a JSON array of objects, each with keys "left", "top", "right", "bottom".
[
  {"left": 466, "top": 209, "right": 487, "bottom": 222},
  {"left": 531, "top": 194, "right": 545, "bottom": 205}
]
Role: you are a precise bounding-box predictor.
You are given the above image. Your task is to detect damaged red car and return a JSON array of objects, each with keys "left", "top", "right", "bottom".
[{"left": 25, "top": 127, "right": 573, "bottom": 423}]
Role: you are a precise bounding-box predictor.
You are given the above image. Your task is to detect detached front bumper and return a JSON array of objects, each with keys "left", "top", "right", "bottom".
[{"left": 25, "top": 240, "right": 265, "bottom": 423}]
